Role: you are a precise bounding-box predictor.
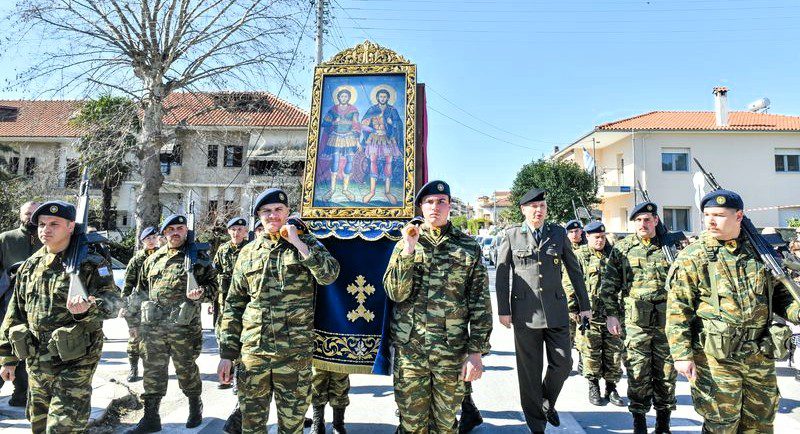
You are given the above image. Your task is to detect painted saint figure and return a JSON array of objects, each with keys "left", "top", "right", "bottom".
[
  {"left": 321, "top": 87, "right": 361, "bottom": 202},
  {"left": 360, "top": 86, "right": 403, "bottom": 204}
]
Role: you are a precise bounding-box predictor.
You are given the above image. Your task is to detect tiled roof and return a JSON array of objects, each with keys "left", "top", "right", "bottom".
[
  {"left": 0, "top": 100, "right": 82, "bottom": 138},
  {"left": 597, "top": 111, "right": 800, "bottom": 131},
  {"left": 163, "top": 91, "right": 308, "bottom": 128}
]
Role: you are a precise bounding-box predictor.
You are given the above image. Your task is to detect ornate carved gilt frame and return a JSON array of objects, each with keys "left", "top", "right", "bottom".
[{"left": 301, "top": 40, "right": 417, "bottom": 219}]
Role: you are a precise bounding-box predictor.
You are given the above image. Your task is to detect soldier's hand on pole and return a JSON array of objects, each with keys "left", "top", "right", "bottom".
[
  {"left": 606, "top": 316, "right": 622, "bottom": 336},
  {"left": 675, "top": 360, "right": 697, "bottom": 382},
  {"left": 0, "top": 365, "right": 15, "bottom": 382},
  {"left": 499, "top": 315, "right": 512, "bottom": 329},
  {"left": 461, "top": 353, "right": 484, "bottom": 382},
  {"left": 218, "top": 359, "right": 233, "bottom": 384},
  {"left": 187, "top": 287, "right": 204, "bottom": 301},
  {"left": 402, "top": 218, "right": 423, "bottom": 255},
  {"left": 67, "top": 294, "right": 94, "bottom": 315}
]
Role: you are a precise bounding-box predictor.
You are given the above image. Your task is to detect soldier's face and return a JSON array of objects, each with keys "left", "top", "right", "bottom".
[
  {"left": 703, "top": 207, "right": 743, "bottom": 240},
  {"left": 141, "top": 234, "right": 159, "bottom": 250},
  {"left": 257, "top": 204, "right": 289, "bottom": 234},
  {"left": 588, "top": 232, "right": 606, "bottom": 251},
  {"left": 37, "top": 215, "right": 75, "bottom": 250},
  {"left": 521, "top": 200, "right": 547, "bottom": 225},
  {"left": 255, "top": 226, "right": 265, "bottom": 236},
  {"left": 420, "top": 194, "right": 450, "bottom": 228},
  {"left": 228, "top": 225, "right": 247, "bottom": 243},
  {"left": 20, "top": 202, "right": 39, "bottom": 225},
  {"left": 632, "top": 213, "right": 658, "bottom": 238},
  {"left": 567, "top": 228, "right": 583, "bottom": 243},
  {"left": 163, "top": 224, "right": 188, "bottom": 248}
]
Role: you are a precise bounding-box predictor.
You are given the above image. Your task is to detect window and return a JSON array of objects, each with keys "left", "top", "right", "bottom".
[
  {"left": 661, "top": 150, "right": 689, "bottom": 172},
  {"left": 249, "top": 160, "right": 304, "bottom": 176},
  {"left": 65, "top": 159, "right": 81, "bottom": 188},
  {"left": 5, "top": 156, "right": 19, "bottom": 174},
  {"left": 160, "top": 161, "right": 171, "bottom": 175},
  {"left": 663, "top": 208, "right": 691, "bottom": 232},
  {"left": 24, "top": 157, "right": 35, "bottom": 178},
  {"left": 775, "top": 149, "right": 800, "bottom": 172},
  {"left": 207, "top": 145, "right": 218, "bottom": 167},
  {"left": 224, "top": 145, "right": 243, "bottom": 167}
]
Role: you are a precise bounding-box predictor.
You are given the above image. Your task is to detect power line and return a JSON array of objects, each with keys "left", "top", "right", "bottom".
[
  {"left": 338, "top": 25, "right": 797, "bottom": 35},
  {"left": 344, "top": 13, "right": 800, "bottom": 25},
  {"left": 341, "top": 5, "right": 798, "bottom": 14}
]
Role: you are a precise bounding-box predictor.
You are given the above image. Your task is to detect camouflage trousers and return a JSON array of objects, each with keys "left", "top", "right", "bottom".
[
  {"left": 311, "top": 368, "right": 350, "bottom": 407},
  {"left": 26, "top": 348, "right": 102, "bottom": 434},
  {"left": 125, "top": 317, "right": 141, "bottom": 358},
  {"left": 580, "top": 319, "right": 623, "bottom": 383},
  {"left": 624, "top": 318, "right": 676, "bottom": 413},
  {"left": 394, "top": 349, "right": 465, "bottom": 434},
  {"left": 692, "top": 348, "right": 779, "bottom": 434},
  {"left": 238, "top": 353, "right": 312, "bottom": 434},
  {"left": 569, "top": 317, "right": 585, "bottom": 353},
  {"left": 141, "top": 323, "right": 203, "bottom": 399}
]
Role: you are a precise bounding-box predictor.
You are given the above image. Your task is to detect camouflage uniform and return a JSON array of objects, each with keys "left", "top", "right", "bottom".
[
  {"left": 135, "top": 245, "right": 216, "bottom": 400},
  {"left": 666, "top": 232, "right": 800, "bottom": 433},
  {"left": 572, "top": 245, "right": 623, "bottom": 383},
  {"left": 311, "top": 368, "right": 350, "bottom": 408},
  {"left": 383, "top": 224, "right": 493, "bottom": 434},
  {"left": 0, "top": 248, "right": 120, "bottom": 434},
  {"left": 122, "top": 248, "right": 155, "bottom": 358},
  {"left": 219, "top": 234, "right": 339, "bottom": 434},
  {"left": 600, "top": 234, "right": 677, "bottom": 414},
  {"left": 563, "top": 242, "right": 585, "bottom": 355},
  {"left": 213, "top": 239, "right": 248, "bottom": 337}
]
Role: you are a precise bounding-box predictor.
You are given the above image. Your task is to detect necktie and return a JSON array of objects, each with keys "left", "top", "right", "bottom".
[{"left": 533, "top": 228, "right": 541, "bottom": 245}]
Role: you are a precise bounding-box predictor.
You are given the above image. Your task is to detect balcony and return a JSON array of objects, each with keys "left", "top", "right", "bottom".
[{"left": 598, "top": 168, "right": 632, "bottom": 198}]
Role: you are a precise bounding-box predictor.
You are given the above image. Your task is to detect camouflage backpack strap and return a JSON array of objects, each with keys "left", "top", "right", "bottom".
[{"left": 700, "top": 242, "right": 721, "bottom": 315}]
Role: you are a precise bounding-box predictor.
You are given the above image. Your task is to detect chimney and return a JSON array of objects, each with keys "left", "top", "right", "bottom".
[
  {"left": 553, "top": 145, "right": 560, "bottom": 154},
  {"left": 713, "top": 86, "right": 729, "bottom": 127}
]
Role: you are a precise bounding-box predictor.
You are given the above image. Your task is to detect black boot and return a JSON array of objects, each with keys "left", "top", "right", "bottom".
[
  {"left": 655, "top": 409, "right": 671, "bottom": 434},
  {"left": 605, "top": 382, "right": 625, "bottom": 407},
  {"left": 186, "top": 396, "right": 203, "bottom": 428},
  {"left": 458, "top": 393, "right": 483, "bottom": 433},
  {"left": 127, "top": 398, "right": 162, "bottom": 433},
  {"left": 576, "top": 353, "right": 584, "bottom": 376},
  {"left": 332, "top": 407, "right": 347, "bottom": 434},
  {"left": 311, "top": 405, "right": 325, "bottom": 434},
  {"left": 588, "top": 380, "right": 603, "bottom": 406},
  {"left": 632, "top": 412, "right": 647, "bottom": 434},
  {"left": 128, "top": 356, "right": 141, "bottom": 382},
  {"left": 223, "top": 406, "right": 241, "bottom": 434}
]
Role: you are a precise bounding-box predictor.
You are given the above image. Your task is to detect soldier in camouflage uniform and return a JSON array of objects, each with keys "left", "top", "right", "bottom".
[
  {"left": 213, "top": 217, "right": 249, "bottom": 391},
  {"left": 600, "top": 202, "right": 676, "bottom": 434},
  {"left": 128, "top": 214, "right": 217, "bottom": 433},
  {"left": 570, "top": 221, "right": 624, "bottom": 407},
  {"left": 563, "top": 219, "right": 585, "bottom": 373},
  {"left": 310, "top": 368, "right": 350, "bottom": 433},
  {"left": 0, "top": 200, "right": 121, "bottom": 434},
  {"left": 666, "top": 190, "right": 800, "bottom": 434},
  {"left": 217, "top": 188, "right": 340, "bottom": 434},
  {"left": 384, "top": 180, "right": 493, "bottom": 434},
  {"left": 121, "top": 226, "right": 158, "bottom": 382}
]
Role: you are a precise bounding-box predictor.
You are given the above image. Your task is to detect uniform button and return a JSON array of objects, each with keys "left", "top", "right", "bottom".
[
  {"left": 538, "top": 274, "right": 543, "bottom": 278},
  {"left": 537, "top": 261, "right": 542, "bottom": 265}
]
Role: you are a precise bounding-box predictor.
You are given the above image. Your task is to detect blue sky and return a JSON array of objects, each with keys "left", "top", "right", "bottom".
[{"left": 3, "top": 0, "right": 800, "bottom": 206}]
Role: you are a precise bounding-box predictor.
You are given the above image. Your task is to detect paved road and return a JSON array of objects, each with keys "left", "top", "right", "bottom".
[{"left": 2, "top": 264, "right": 799, "bottom": 433}]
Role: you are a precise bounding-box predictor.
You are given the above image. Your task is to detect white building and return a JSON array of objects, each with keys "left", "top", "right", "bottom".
[{"left": 555, "top": 87, "right": 800, "bottom": 234}]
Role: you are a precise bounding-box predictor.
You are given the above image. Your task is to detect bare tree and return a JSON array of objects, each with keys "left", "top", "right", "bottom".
[{"left": 3, "top": 0, "right": 306, "bottom": 231}]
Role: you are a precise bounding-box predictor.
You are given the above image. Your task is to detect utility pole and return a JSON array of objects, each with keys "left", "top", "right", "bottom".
[{"left": 316, "top": 0, "right": 325, "bottom": 65}]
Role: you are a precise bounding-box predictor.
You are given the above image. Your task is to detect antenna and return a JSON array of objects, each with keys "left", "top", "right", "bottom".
[{"left": 747, "top": 97, "right": 770, "bottom": 113}]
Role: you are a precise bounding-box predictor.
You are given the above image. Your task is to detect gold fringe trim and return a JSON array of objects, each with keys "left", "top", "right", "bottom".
[{"left": 312, "top": 359, "right": 375, "bottom": 375}]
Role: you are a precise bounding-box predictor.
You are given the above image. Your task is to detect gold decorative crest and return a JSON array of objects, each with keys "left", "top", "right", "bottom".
[
  {"left": 346, "top": 275, "right": 376, "bottom": 322},
  {"left": 716, "top": 196, "right": 726, "bottom": 205},
  {"left": 301, "top": 40, "right": 417, "bottom": 219}
]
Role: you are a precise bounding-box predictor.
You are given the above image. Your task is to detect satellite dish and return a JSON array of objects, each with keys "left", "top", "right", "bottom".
[{"left": 747, "top": 97, "right": 770, "bottom": 113}]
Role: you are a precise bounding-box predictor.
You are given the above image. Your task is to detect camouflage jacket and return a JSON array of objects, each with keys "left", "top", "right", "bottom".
[
  {"left": 218, "top": 234, "right": 339, "bottom": 360},
  {"left": 569, "top": 244, "right": 611, "bottom": 315},
  {"left": 562, "top": 242, "right": 584, "bottom": 314},
  {"left": 122, "top": 248, "right": 155, "bottom": 298},
  {"left": 600, "top": 234, "right": 671, "bottom": 319},
  {"left": 213, "top": 239, "right": 249, "bottom": 305},
  {"left": 0, "top": 247, "right": 121, "bottom": 364},
  {"left": 666, "top": 232, "right": 800, "bottom": 361},
  {"left": 134, "top": 244, "right": 217, "bottom": 328},
  {"left": 383, "top": 224, "right": 493, "bottom": 365}
]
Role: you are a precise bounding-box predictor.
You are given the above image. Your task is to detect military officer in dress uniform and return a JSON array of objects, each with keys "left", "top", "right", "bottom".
[{"left": 495, "top": 187, "right": 591, "bottom": 434}]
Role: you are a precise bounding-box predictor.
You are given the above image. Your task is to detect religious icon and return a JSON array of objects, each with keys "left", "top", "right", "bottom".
[{"left": 361, "top": 84, "right": 403, "bottom": 204}]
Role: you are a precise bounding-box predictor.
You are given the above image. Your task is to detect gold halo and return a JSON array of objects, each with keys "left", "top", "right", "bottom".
[
  {"left": 370, "top": 84, "right": 397, "bottom": 105},
  {"left": 332, "top": 85, "right": 358, "bottom": 105}
]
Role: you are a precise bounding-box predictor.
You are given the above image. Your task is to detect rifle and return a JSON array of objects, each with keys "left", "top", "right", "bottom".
[
  {"left": 248, "top": 194, "right": 256, "bottom": 241},
  {"left": 635, "top": 181, "right": 679, "bottom": 263},
  {"left": 693, "top": 158, "right": 800, "bottom": 304},
  {"left": 65, "top": 168, "right": 108, "bottom": 303},
  {"left": 571, "top": 199, "right": 580, "bottom": 221},
  {"left": 184, "top": 192, "right": 210, "bottom": 297}
]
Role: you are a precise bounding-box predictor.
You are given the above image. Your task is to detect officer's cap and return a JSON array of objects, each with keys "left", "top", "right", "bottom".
[
  {"left": 701, "top": 189, "right": 743, "bottom": 211},
  {"left": 565, "top": 219, "right": 583, "bottom": 231},
  {"left": 584, "top": 221, "right": 606, "bottom": 234},
  {"left": 139, "top": 226, "right": 157, "bottom": 241},
  {"left": 160, "top": 214, "right": 188, "bottom": 234},
  {"left": 415, "top": 180, "right": 450, "bottom": 205},
  {"left": 31, "top": 200, "right": 76, "bottom": 224},
  {"left": 519, "top": 188, "right": 546, "bottom": 205},
  {"left": 253, "top": 188, "right": 288, "bottom": 215},
  {"left": 629, "top": 202, "right": 658, "bottom": 220},
  {"left": 226, "top": 217, "right": 247, "bottom": 229}
]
